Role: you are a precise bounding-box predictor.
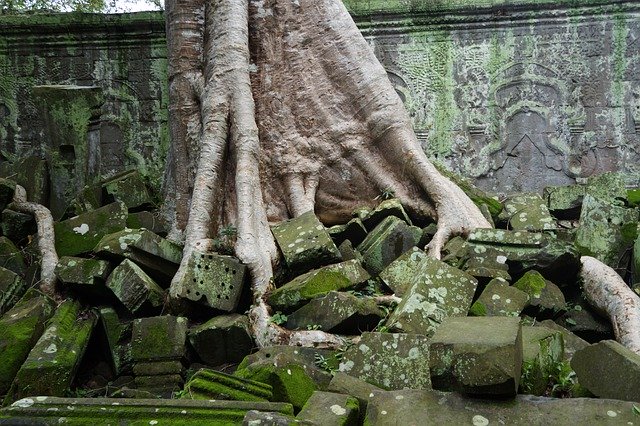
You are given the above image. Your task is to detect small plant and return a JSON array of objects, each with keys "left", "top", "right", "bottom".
[
  {"left": 549, "top": 360, "right": 577, "bottom": 397},
  {"left": 314, "top": 353, "right": 331, "bottom": 372},
  {"left": 212, "top": 224, "right": 237, "bottom": 255},
  {"left": 270, "top": 311, "right": 288, "bottom": 325},
  {"left": 374, "top": 187, "right": 395, "bottom": 201},
  {"left": 306, "top": 324, "right": 322, "bottom": 330}
]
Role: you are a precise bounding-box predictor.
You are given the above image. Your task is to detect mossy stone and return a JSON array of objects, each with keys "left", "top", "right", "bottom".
[
  {"left": 106, "top": 259, "right": 165, "bottom": 315},
  {"left": 182, "top": 368, "right": 272, "bottom": 402},
  {"left": 499, "top": 193, "right": 556, "bottom": 231},
  {"left": 1, "top": 209, "right": 36, "bottom": 244},
  {"left": 55, "top": 256, "right": 112, "bottom": 295},
  {"left": 188, "top": 314, "right": 254, "bottom": 366},
  {"left": 519, "top": 326, "right": 564, "bottom": 395},
  {"left": 469, "top": 278, "right": 529, "bottom": 317},
  {"left": 131, "top": 315, "right": 188, "bottom": 362},
  {"left": 362, "top": 198, "right": 412, "bottom": 231},
  {"left": 513, "top": 270, "right": 566, "bottom": 317},
  {"left": 378, "top": 247, "right": 428, "bottom": 297},
  {"left": 0, "top": 236, "right": 26, "bottom": 276},
  {"left": 0, "top": 178, "right": 16, "bottom": 213},
  {"left": 296, "top": 391, "right": 360, "bottom": 426},
  {"left": 0, "top": 266, "right": 27, "bottom": 315},
  {"left": 102, "top": 169, "right": 154, "bottom": 210}
]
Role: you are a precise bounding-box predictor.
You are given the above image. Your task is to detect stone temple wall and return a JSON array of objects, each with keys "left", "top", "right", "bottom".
[{"left": 1, "top": 1, "right": 639, "bottom": 195}]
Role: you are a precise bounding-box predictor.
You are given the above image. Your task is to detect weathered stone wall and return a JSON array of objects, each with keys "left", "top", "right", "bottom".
[{"left": 1, "top": 1, "right": 639, "bottom": 195}]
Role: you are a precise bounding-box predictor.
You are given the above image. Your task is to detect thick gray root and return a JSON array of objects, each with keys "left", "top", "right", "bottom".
[
  {"left": 581, "top": 256, "right": 640, "bottom": 355},
  {"left": 9, "top": 185, "right": 58, "bottom": 296}
]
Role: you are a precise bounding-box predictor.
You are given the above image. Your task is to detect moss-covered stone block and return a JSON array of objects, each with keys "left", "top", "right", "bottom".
[
  {"left": 172, "top": 250, "right": 247, "bottom": 312},
  {"left": 328, "top": 217, "right": 368, "bottom": 247},
  {"left": 102, "top": 169, "right": 154, "bottom": 210},
  {"left": 5, "top": 299, "right": 96, "bottom": 403},
  {"left": 575, "top": 194, "right": 638, "bottom": 270},
  {"left": 357, "top": 215, "right": 421, "bottom": 276},
  {"left": 0, "top": 236, "right": 26, "bottom": 276},
  {"left": 97, "top": 307, "right": 132, "bottom": 376},
  {"left": 378, "top": 247, "right": 428, "bottom": 297},
  {"left": 106, "top": 259, "right": 165, "bottom": 315},
  {"left": 500, "top": 193, "right": 556, "bottom": 231},
  {"left": 385, "top": 257, "right": 477, "bottom": 336},
  {"left": 94, "top": 228, "right": 182, "bottom": 283},
  {"left": 285, "top": 291, "right": 384, "bottom": 334},
  {"left": 182, "top": 368, "right": 272, "bottom": 402},
  {"left": 55, "top": 256, "right": 112, "bottom": 295},
  {"left": 571, "top": 340, "right": 640, "bottom": 402},
  {"left": 429, "top": 316, "right": 522, "bottom": 396},
  {"left": 535, "top": 320, "right": 588, "bottom": 362},
  {"left": 585, "top": 172, "right": 628, "bottom": 201},
  {"left": 338, "top": 332, "right": 431, "bottom": 390},
  {"left": 362, "top": 198, "right": 412, "bottom": 230},
  {"left": 54, "top": 201, "right": 128, "bottom": 257},
  {"left": 326, "top": 372, "right": 381, "bottom": 424},
  {"left": 543, "top": 184, "right": 586, "bottom": 218},
  {"left": 0, "top": 266, "right": 27, "bottom": 315},
  {"left": 131, "top": 315, "right": 188, "bottom": 362},
  {"left": 188, "top": 314, "right": 254, "bottom": 366},
  {"left": 462, "top": 246, "right": 511, "bottom": 284},
  {"left": 296, "top": 391, "right": 359, "bottom": 426},
  {"left": 271, "top": 211, "right": 342, "bottom": 275},
  {"left": 469, "top": 278, "right": 529, "bottom": 317},
  {"left": 0, "top": 178, "right": 16, "bottom": 213},
  {"left": 1, "top": 209, "right": 35, "bottom": 243},
  {"left": 134, "top": 373, "right": 184, "bottom": 394},
  {"left": 268, "top": 259, "right": 369, "bottom": 312},
  {"left": 0, "top": 289, "right": 54, "bottom": 395},
  {"left": 133, "top": 360, "right": 184, "bottom": 377},
  {"left": 0, "top": 157, "right": 49, "bottom": 206},
  {"left": 519, "top": 326, "right": 564, "bottom": 395},
  {"left": 126, "top": 211, "right": 169, "bottom": 236},
  {"left": 513, "top": 270, "right": 566, "bottom": 317}
]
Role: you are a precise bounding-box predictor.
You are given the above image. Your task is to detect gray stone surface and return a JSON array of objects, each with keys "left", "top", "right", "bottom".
[
  {"left": 188, "top": 314, "right": 254, "bottom": 366},
  {"left": 469, "top": 278, "right": 529, "bottom": 317},
  {"left": 296, "top": 391, "right": 359, "bottom": 426},
  {"left": 0, "top": 266, "right": 27, "bottom": 315},
  {"left": 106, "top": 259, "right": 165, "bottom": 314},
  {"left": 0, "top": 236, "right": 25, "bottom": 276},
  {"left": 500, "top": 193, "right": 556, "bottom": 231},
  {"left": 131, "top": 315, "right": 188, "bottom": 362}
]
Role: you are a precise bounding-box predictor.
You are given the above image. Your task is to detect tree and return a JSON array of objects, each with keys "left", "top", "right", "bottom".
[{"left": 163, "top": 0, "right": 490, "bottom": 348}]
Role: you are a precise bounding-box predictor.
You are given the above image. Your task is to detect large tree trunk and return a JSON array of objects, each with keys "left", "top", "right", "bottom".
[{"left": 164, "top": 0, "right": 490, "bottom": 348}]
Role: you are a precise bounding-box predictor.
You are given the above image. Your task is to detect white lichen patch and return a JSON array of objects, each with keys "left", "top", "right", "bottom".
[
  {"left": 12, "top": 398, "right": 34, "bottom": 408},
  {"left": 472, "top": 414, "right": 489, "bottom": 426},
  {"left": 330, "top": 404, "right": 347, "bottom": 416},
  {"left": 607, "top": 410, "right": 617, "bottom": 417},
  {"left": 44, "top": 343, "right": 58, "bottom": 354},
  {"left": 73, "top": 223, "right": 89, "bottom": 235},
  {"left": 339, "top": 360, "right": 354, "bottom": 372}
]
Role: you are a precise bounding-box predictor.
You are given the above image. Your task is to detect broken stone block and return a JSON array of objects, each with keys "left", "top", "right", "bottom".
[
  {"left": 0, "top": 236, "right": 26, "bottom": 275},
  {"left": 571, "top": 340, "right": 640, "bottom": 402},
  {"left": 378, "top": 247, "right": 427, "bottom": 297},
  {"left": 0, "top": 266, "right": 27, "bottom": 315},
  {"left": 337, "top": 239, "right": 362, "bottom": 262},
  {"left": 1, "top": 209, "right": 35, "bottom": 243},
  {"left": 519, "top": 326, "right": 564, "bottom": 395},
  {"left": 338, "top": 332, "right": 431, "bottom": 390},
  {"left": 513, "top": 270, "right": 566, "bottom": 317},
  {"left": 0, "top": 178, "right": 16, "bottom": 213},
  {"left": 469, "top": 278, "right": 529, "bottom": 317},
  {"left": 385, "top": 257, "right": 477, "bottom": 336},
  {"left": 585, "top": 171, "right": 628, "bottom": 201},
  {"left": 296, "top": 391, "right": 359, "bottom": 426},
  {"left": 463, "top": 247, "right": 511, "bottom": 284},
  {"left": 268, "top": 259, "right": 369, "bottom": 312},
  {"left": 243, "top": 410, "right": 301, "bottom": 425},
  {"left": 133, "top": 360, "right": 184, "bottom": 377},
  {"left": 285, "top": 291, "right": 383, "bottom": 334},
  {"left": 357, "top": 216, "right": 421, "bottom": 276},
  {"left": 559, "top": 298, "right": 613, "bottom": 342},
  {"left": 0, "top": 289, "right": 55, "bottom": 394},
  {"left": 429, "top": 316, "right": 522, "bottom": 396},
  {"left": 235, "top": 346, "right": 333, "bottom": 410},
  {"left": 55, "top": 201, "right": 128, "bottom": 257},
  {"left": 106, "top": 259, "right": 165, "bottom": 315},
  {"left": 499, "top": 193, "right": 556, "bottom": 231},
  {"left": 328, "top": 217, "right": 368, "bottom": 247},
  {"left": 543, "top": 184, "right": 586, "bottom": 219},
  {"left": 536, "top": 320, "right": 588, "bottom": 361},
  {"left": 326, "top": 372, "right": 381, "bottom": 423},
  {"left": 188, "top": 314, "right": 254, "bottom": 366},
  {"left": 126, "top": 211, "right": 169, "bottom": 236},
  {"left": 575, "top": 194, "right": 638, "bottom": 270},
  {"left": 94, "top": 228, "right": 182, "bottom": 282},
  {"left": 97, "top": 307, "right": 132, "bottom": 376},
  {"left": 5, "top": 300, "right": 96, "bottom": 402},
  {"left": 172, "top": 249, "right": 247, "bottom": 311},
  {"left": 0, "top": 157, "right": 49, "bottom": 206},
  {"left": 132, "top": 316, "right": 188, "bottom": 362},
  {"left": 0, "top": 396, "right": 294, "bottom": 424},
  {"left": 466, "top": 228, "right": 580, "bottom": 286},
  {"left": 183, "top": 369, "right": 272, "bottom": 402},
  {"left": 102, "top": 169, "right": 154, "bottom": 210},
  {"left": 134, "top": 374, "right": 184, "bottom": 395},
  {"left": 362, "top": 198, "right": 412, "bottom": 230},
  {"left": 55, "top": 256, "right": 112, "bottom": 296},
  {"left": 271, "top": 211, "right": 342, "bottom": 274}
]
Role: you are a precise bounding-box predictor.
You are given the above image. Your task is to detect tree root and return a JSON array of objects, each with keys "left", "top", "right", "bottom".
[
  {"left": 9, "top": 185, "right": 58, "bottom": 297},
  {"left": 580, "top": 256, "right": 640, "bottom": 355}
]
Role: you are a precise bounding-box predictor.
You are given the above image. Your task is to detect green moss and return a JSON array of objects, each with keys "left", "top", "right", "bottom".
[
  {"left": 183, "top": 369, "right": 272, "bottom": 402},
  {"left": 468, "top": 301, "right": 487, "bottom": 316},
  {"left": 513, "top": 270, "right": 547, "bottom": 298}
]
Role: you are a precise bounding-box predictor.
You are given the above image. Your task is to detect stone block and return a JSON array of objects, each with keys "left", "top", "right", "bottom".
[
  {"left": 271, "top": 211, "right": 342, "bottom": 275},
  {"left": 429, "top": 316, "right": 522, "bottom": 396},
  {"left": 338, "top": 332, "right": 431, "bottom": 390},
  {"left": 378, "top": 247, "right": 427, "bottom": 297},
  {"left": 571, "top": 340, "right": 640, "bottom": 402},
  {"left": 243, "top": 410, "right": 301, "bottom": 425},
  {"left": 469, "top": 278, "right": 529, "bottom": 317},
  {"left": 285, "top": 291, "right": 383, "bottom": 333},
  {"left": 328, "top": 217, "right": 368, "bottom": 247},
  {"left": 102, "top": 169, "right": 154, "bottom": 210},
  {"left": 268, "top": 259, "right": 369, "bottom": 312},
  {"left": 54, "top": 201, "right": 128, "bottom": 257},
  {"left": 106, "top": 259, "right": 165, "bottom": 314},
  {"left": 362, "top": 198, "right": 412, "bottom": 230},
  {"left": 1, "top": 209, "right": 35, "bottom": 243},
  {"left": 0, "top": 289, "right": 55, "bottom": 394},
  {"left": 0, "top": 236, "right": 26, "bottom": 275},
  {"left": 536, "top": 320, "right": 589, "bottom": 361},
  {"left": 337, "top": 239, "right": 362, "bottom": 262},
  {"left": 575, "top": 194, "right": 638, "bottom": 270},
  {"left": 97, "top": 307, "right": 132, "bottom": 376},
  {"left": 131, "top": 315, "right": 188, "bottom": 362},
  {"left": 585, "top": 172, "right": 628, "bottom": 201},
  {"left": 5, "top": 300, "right": 96, "bottom": 402},
  {"left": 462, "top": 246, "right": 511, "bottom": 284},
  {"left": 519, "top": 326, "right": 564, "bottom": 395},
  {"left": 0, "top": 178, "right": 16, "bottom": 213},
  {"left": 134, "top": 374, "right": 184, "bottom": 391},
  {"left": 126, "top": 211, "right": 169, "bottom": 236},
  {"left": 0, "top": 397, "right": 294, "bottom": 424},
  {"left": 188, "top": 314, "right": 254, "bottom": 366},
  {"left": 513, "top": 270, "right": 566, "bottom": 317},
  {"left": 543, "top": 184, "right": 585, "bottom": 218},
  {"left": 326, "top": 372, "right": 381, "bottom": 423},
  {"left": 500, "top": 193, "right": 556, "bottom": 231},
  {"left": 385, "top": 257, "right": 477, "bottom": 336},
  {"left": 0, "top": 157, "right": 49, "bottom": 206},
  {"left": 296, "top": 391, "right": 359, "bottom": 426},
  {"left": 172, "top": 250, "right": 247, "bottom": 311},
  {"left": 133, "top": 360, "right": 184, "bottom": 377},
  {"left": 94, "top": 228, "right": 182, "bottom": 283},
  {"left": 55, "top": 256, "right": 112, "bottom": 293},
  {"left": 357, "top": 216, "right": 421, "bottom": 276},
  {"left": 0, "top": 266, "right": 27, "bottom": 315},
  {"left": 182, "top": 368, "right": 272, "bottom": 402}
]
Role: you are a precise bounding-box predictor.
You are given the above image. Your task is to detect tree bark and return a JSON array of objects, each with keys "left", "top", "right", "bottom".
[{"left": 165, "top": 0, "right": 490, "bottom": 348}]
